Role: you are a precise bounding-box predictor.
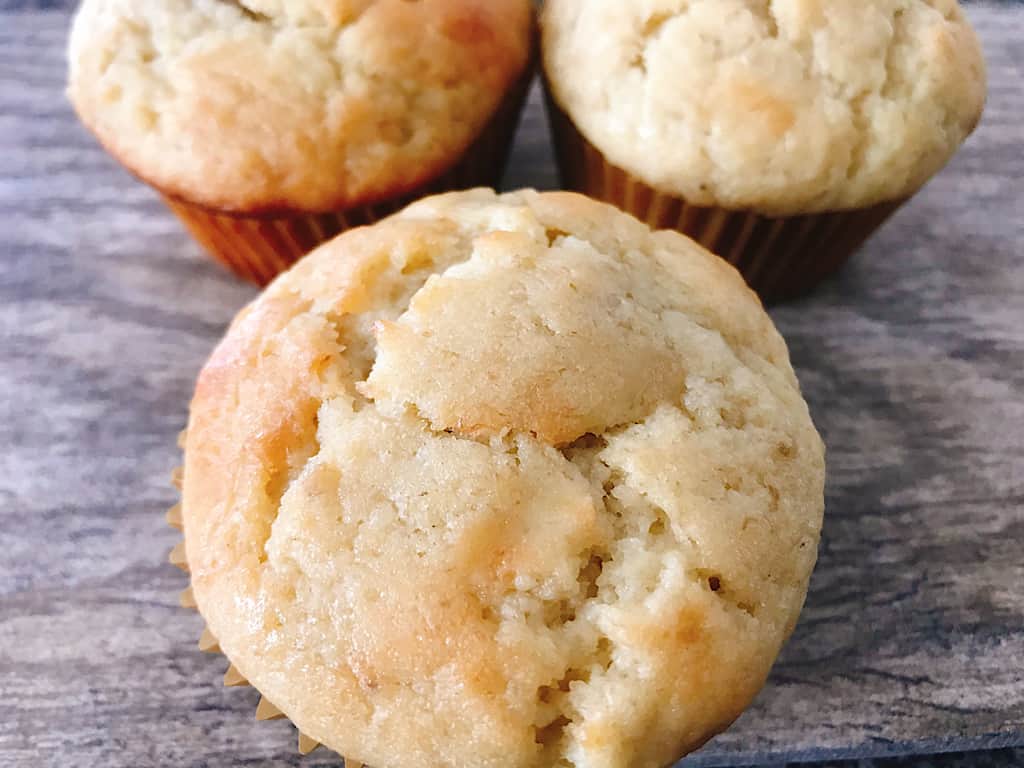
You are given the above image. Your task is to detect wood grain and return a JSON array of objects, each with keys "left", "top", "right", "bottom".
[{"left": 0, "top": 6, "right": 1022, "bottom": 768}]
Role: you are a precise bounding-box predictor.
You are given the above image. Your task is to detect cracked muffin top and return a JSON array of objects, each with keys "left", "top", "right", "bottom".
[
  {"left": 67, "top": 0, "right": 533, "bottom": 213},
  {"left": 182, "top": 189, "right": 825, "bottom": 768},
  {"left": 542, "top": 0, "right": 986, "bottom": 215}
]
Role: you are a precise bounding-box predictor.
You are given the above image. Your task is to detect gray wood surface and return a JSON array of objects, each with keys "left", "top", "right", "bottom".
[{"left": 1, "top": 6, "right": 1022, "bottom": 768}]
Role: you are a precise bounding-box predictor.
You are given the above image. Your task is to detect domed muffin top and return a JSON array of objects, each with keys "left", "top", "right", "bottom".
[
  {"left": 182, "top": 189, "right": 825, "bottom": 768},
  {"left": 543, "top": 0, "right": 986, "bottom": 214},
  {"left": 68, "top": 0, "right": 533, "bottom": 212}
]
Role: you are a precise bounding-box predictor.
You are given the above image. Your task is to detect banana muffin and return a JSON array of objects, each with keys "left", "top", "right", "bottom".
[
  {"left": 542, "top": 0, "right": 986, "bottom": 301},
  {"left": 68, "top": 0, "right": 535, "bottom": 283},
  {"left": 176, "top": 189, "right": 826, "bottom": 767}
]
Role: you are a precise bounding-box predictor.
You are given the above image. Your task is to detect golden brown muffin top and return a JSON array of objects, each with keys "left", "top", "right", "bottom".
[
  {"left": 68, "top": 0, "right": 533, "bottom": 212},
  {"left": 543, "top": 0, "right": 986, "bottom": 215},
  {"left": 182, "top": 189, "right": 825, "bottom": 768}
]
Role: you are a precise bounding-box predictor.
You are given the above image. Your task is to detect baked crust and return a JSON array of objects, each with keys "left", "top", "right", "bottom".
[
  {"left": 68, "top": 0, "right": 533, "bottom": 213},
  {"left": 183, "top": 189, "right": 826, "bottom": 768},
  {"left": 542, "top": 0, "right": 986, "bottom": 215}
]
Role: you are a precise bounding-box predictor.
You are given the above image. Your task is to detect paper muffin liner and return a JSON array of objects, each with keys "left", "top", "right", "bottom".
[
  {"left": 544, "top": 91, "right": 904, "bottom": 304},
  {"left": 167, "top": 443, "right": 355, "bottom": 761},
  {"left": 161, "top": 197, "right": 401, "bottom": 285},
  {"left": 161, "top": 60, "right": 535, "bottom": 286}
]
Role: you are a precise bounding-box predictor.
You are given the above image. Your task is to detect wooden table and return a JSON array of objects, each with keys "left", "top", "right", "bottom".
[{"left": 1, "top": 4, "right": 1021, "bottom": 767}]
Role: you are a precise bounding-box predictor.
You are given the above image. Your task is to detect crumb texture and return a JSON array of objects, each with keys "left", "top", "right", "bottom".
[
  {"left": 183, "top": 189, "right": 825, "bottom": 768},
  {"left": 542, "top": 0, "right": 986, "bottom": 214},
  {"left": 67, "top": 0, "right": 533, "bottom": 212}
]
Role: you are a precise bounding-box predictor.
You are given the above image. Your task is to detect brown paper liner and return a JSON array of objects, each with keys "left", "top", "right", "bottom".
[
  {"left": 163, "top": 61, "right": 535, "bottom": 286},
  {"left": 545, "top": 92, "right": 904, "bottom": 304}
]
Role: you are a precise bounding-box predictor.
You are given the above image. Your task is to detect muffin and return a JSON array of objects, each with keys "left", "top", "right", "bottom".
[
  {"left": 67, "top": 0, "right": 535, "bottom": 284},
  {"left": 170, "top": 189, "right": 825, "bottom": 766},
  {"left": 541, "top": 0, "right": 986, "bottom": 302}
]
